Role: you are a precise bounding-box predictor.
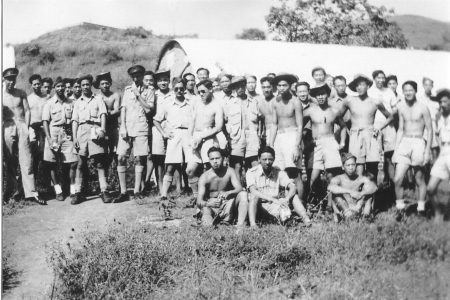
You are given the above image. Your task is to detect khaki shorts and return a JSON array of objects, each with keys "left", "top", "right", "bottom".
[
  {"left": 152, "top": 126, "right": 166, "bottom": 155},
  {"left": 230, "top": 129, "right": 246, "bottom": 157},
  {"left": 313, "top": 135, "right": 342, "bottom": 170},
  {"left": 117, "top": 135, "right": 149, "bottom": 157},
  {"left": 75, "top": 123, "right": 106, "bottom": 157},
  {"left": 165, "top": 129, "right": 201, "bottom": 164},
  {"left": 274, "top": 128, "right": 301, "bottom": 170},
  {"left": 192, "top": 131, "right": 219, "bottom": 163},
  {"left": 261, "top": 197, "right": 291, "bottom": 220},
  {"left": 203, "top": 197, "right": 235, "bottom": 225},
  {"left": 245, "top": 130, "right": 260, "bottom": 158},
  {"left": 44, "top": 126, "right": 78, "bottom": 163},
  {"left": 393, "top": 137, "right": 426, "bottom": 167},
  {"left": 430, "top": 149, "right": 450, "bottom": 180},
  {"left": 349, "top": 128, "right": 381, "bottom": 164}
]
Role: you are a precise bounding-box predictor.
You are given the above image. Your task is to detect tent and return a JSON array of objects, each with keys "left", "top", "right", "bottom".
[{"left": 156, "top": 39, "right": 450, "bottom": 92}]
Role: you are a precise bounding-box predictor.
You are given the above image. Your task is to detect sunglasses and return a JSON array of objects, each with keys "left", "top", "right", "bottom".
[{"left": 174, "top": 87, "right": 185, "bottom": 92}]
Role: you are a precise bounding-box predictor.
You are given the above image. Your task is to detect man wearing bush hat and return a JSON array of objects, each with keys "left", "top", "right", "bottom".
[{"left": 3, "top": 67, "right": 45, "bottom": 204}]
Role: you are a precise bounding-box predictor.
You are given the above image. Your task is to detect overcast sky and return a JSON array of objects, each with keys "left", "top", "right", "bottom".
[{"left": 3, "top": 0, "right": 450, "bottom": 45}]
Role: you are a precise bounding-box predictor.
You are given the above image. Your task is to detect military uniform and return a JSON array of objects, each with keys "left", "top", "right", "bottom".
[{"left": 152, "top": 89, "right": 172, "bottom": 156}]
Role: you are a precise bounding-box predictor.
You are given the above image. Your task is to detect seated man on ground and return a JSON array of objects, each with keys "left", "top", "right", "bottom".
[
  {"left": 328, "top": 153, "right": 378, "bottom": 220},
  {"left": 197, "top": 147, "right": 248, "bottom": 227},
  {"left": 247, "top": 146, "right": 311, "bottom": 227}
]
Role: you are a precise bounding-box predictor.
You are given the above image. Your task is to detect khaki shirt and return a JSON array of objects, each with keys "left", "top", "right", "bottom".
[
  {"left": 223, "top": 94, "right": 242, "bottom": 141},
  {"left": 246, "top": 164, "right": 293, "bottom": 198},
  {"left": 154, "top": 96, "right": 193, "bottom": 130},
  {"left": 42, "top": 95, "right": 74, "bottom": 126},
  {"left": 122, "top": 84, "right": 154, "bottom": 137},
  {"left": 242, "top": 96, "right": 260, "bottom": 131},
  {"left": 72, "top": 93, "right": 107, "bottom": 124}
]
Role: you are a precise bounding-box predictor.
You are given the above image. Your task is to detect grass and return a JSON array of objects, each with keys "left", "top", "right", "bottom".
[
  {"left": 49, "top": 211, "right": 450, "bottom": 299},
  {"left": 2, "top": 251, "right": 20, "bottom": 294}
]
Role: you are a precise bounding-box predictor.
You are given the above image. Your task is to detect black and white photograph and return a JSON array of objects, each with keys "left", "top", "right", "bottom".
[{"left": 2, "top": 0, "right": 450, "bottom": 298}]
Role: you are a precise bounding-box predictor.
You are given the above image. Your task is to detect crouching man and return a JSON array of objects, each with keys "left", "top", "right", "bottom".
[
  {"left": 247, "top": 146, "right": 311, "bottom": 227},
  {"left": 328, "top": 153, "right": 377, "bottom": 220},
  {"left": 197, "top": 147, "right": 248, "bottom": 227}
]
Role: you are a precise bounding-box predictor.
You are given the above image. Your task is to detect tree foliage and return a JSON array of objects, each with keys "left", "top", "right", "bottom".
[
  {"left": 265, "top": 0, "right": 408, "bottom": 48},
  {"left": 236, "top": 28, "right": 266, "bottom": 40}
]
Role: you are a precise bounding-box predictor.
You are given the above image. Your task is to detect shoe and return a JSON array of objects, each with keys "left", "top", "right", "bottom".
[
  {"left": 395, "top": 209, "right": 404, "bottom": 222},
  {"left": 71, "top": 193, "right": 84, "bottom": 205},
  {"left": 112, "top": 193, "right": 129, "bottom": 203},
  {"left": 56, "top": 193, "right": 65, "bottom": 201},
  {"left": 101, "top": 191, "right": 112, "bottom": 203},
  {"left": 30, "top": 195, "right": 47, "bottom": 205},
  {"left": 69, "top": 194, "right": 77, "bottom": 203}
]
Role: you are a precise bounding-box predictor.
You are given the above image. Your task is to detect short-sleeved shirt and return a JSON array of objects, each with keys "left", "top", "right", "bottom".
[
  {"left": 223, "top": 95, "right": 243, "bottom": 140},
  {"left": 72, "top": 93, "right": 107, "bottom": 124},
  {"left": 155, "top": 89, "right": 173, "bottom": 113},
  {"left": 246, "top": 164, "right": 293, "bottom": 198},
  {"left": 437, "top": 114, "right": 450, "bottom": 154},
  {"left": 122, "top": 84, "right": 154, "bottom": 137},
  {"left": 28, "top": 92, "right": 48, "bottom": 124},
  {"left": 368, "top": 86, "right": 397, "bottom": 128},
  {"left": 154, "top": 96, "right": 194, "bottom": 130},
  {"left": 42, "top": 95, "right": 74, "bottom": 126},
  {"left": 242, "top": 96, "right": 261, "bottom": 130}
]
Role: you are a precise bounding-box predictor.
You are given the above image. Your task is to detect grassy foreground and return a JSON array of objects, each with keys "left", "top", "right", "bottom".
[{"left": 50, "top": 212, "right": 449, "bottom": 299}]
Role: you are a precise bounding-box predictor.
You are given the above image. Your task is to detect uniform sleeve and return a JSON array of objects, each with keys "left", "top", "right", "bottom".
[
  {"left": 144, "top": 88, "right": 155, "bottom": 106},
  {"left": 121, "top": 89, "right": 130, "bottom": 109},
  {"left": 153, "top": 103, "right": 166, "bottom": 123},
  {"left": 279, "top": 170, "right": 294, "bottom": 188},
  {"left": 72, "top": 102, "right": 79, "bottom": 123},
  {"left": 41, "top": 102, "right": 50, "bottom": 122}
]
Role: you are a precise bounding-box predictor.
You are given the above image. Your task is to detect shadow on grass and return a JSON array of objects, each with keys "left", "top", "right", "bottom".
[{"left": 2, "top": 255, "right": 21, "bottom": 294}]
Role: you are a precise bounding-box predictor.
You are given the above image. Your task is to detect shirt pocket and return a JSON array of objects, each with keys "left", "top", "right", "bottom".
[
  {"left": 90, "top": 104, "right": 99, "bottom": 119},
  {"left": 51, "top": 106, "right": 63, "bottom": 123}
]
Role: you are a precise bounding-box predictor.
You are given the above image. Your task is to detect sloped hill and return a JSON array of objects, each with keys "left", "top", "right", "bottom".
[
  {"left": 14, "top": 23, "right": 167, "bottom": 93},
  {"left": 391, "top": 15, "right": 450, "bottom": 50}
]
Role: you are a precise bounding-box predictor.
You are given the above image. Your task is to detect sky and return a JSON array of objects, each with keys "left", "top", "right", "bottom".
[{"left": 3, "top": 0, "right": 450, "bottom": 45}]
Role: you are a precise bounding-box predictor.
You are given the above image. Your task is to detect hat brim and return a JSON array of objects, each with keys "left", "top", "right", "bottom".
[
  {"left": 229, "top": 80, "right": 247, "bottom": 89},
  {"left": 273, "top": 74, "right": 297, "bottom": 85},
  {"left": 154, "top": 70, "right": 170, "bottom": 80},
  {"left": 93, "top": 74, "right": 112, "bottom": 89},
  {"left": 310, "top": 85, "right": 331, "bottom": 98},
  {"left": 348, "top": 76, "right": 373, "bottom": 92}
]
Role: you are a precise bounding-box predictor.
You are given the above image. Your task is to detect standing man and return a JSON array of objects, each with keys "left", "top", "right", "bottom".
[
  {"left": 114, "top": 65, "right": 154, "bottom": 202},
  {"left": 258, "top": 76, "right": 276, "bottom": 147},
  {"left": 3, "top": 68, "right": 45, "bottom": 204},
  {"left": 42, "top": 77, "right": 78, "bottom": 201},
  {"left": 94, "top": 72, "right": 121, "bottom": 170},
  {"left": 339, "top": 74, "right": 393, "bottom": 176},
  {"left": 70, "top": 78, "right": 82, "bottom": 101},
  {"left": 42, "top": 77, "right": 53, "bottom": 99},
  {"left": 182, "top": 72, "right": 197, "bottom": 102},
  {"left": 72, "top": 74, "right": 111, "bottom": 204},
  {"left": 196, "top": 67, "right": 210, "bottom": 82},
  {"left": 63, "top": 78, "right": 74, "bottom": 99},
  {"left": 311, "top": 67, "right": 326, "bottom": 88},
  {"left": 393, "top": 81, "right": 433, "bottom": 216},
  {"left": 246, "top": 75, "right": 260, "bottom": 101},
  {"left": 427, "top": 89, "right": 450, "bottom": 223},
  {"left": 28, "top": 74, "right": 48, "bottom": 177},
  {"left": 269, "top": 73, "right": 304, "bottom": 201},
  {"left": 197, "top": 147, "right": 248, "bottom": 227}
]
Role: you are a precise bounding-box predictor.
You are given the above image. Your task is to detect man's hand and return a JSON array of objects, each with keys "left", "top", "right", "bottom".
[
  {"left": 73, "top": 138, "right": 80, "bottom": 150},
  {"left": 292, "top": 147, "right": 301, "bottom": 163},
  {"left": 97, "top": 129, "right": 105, "bottom": 139},
  {"left": 132, "top": 85, "right": 141, "bottom": 97},
  {"left": 217, "top": 191, "right": 231, "bottom": 200},
  {"left": 424, "top": 150, "right": 431, "bottom": 165},
  {"left": 163, "top": 131, "right": 174, "bottom": 140},
  {"left": 119, "top": 126, "right": 127, "bottom": 139},
  {"left": 197, "top": 199, "right": 207, "bottom": 209},
  {"left": 339, "top": 142, "right": 345, "bottom": 150},
  {"left": 191, "top": 137, "right": 202, "bottom": 149},
  {"left": 373, "top": 129, "right": 381, "bottom": 138},
  {"left": 349, "top": 191, "right": 363, "bottom": 200}
]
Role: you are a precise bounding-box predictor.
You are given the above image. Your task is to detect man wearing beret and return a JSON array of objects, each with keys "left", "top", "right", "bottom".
[
  {"left": 393, "top": 80, "right": 433, "bottom": 217},
  {"left": 114, "top": 65, "right": 154, "bottom": 203},
  {"left": 42, "top": 77, "right": 78, "bottom": 202},
  {"left": 72, "top": 74, "right": 111, "bottom": 204},
  {"left": 3, "top": 68, "right": 45, "bottom": 204},
  {"left": 28, "top": 73, "right": 48, "bottom": 177}
]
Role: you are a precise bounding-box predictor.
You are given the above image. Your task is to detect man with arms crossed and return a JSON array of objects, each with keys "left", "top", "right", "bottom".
[
  {"left": 393, "top": 81, "right": 433, "bottom": 216},
  {"left": 328, "top": 153, "right": 378, "bottom": 220},
  {"left": 197, "top": 147, "right": 248, "bottom": 227},
  {"left": 247, "top": 146, "right": 311, "bottom": 227}
]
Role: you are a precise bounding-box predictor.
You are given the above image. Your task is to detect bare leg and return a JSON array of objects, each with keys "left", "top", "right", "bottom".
[
  {"left": 156, "top": 161, "right": 165, "bottom": 195},
  {"left": 145, "top": 156, "right": 154, "bottom": 184},
  {"left": 394, "top": 163, "right": 410, "bottom": 209},
  {"left": 235, "top": 191, "right": 248, "bottom": 226},
  {"left": 161, "top": 164, "right": 175, "bottom": 198},
  {"left": 248, "top": 194, "right": 258, "bottom": 227},
  {"left": 414, "top": 168, "right": 427, "bottom": 212},
  {"left": 96, "top": 156, "right": 108, "bottom": 193},
  {"left": 117, "top": 156, "right": 128, "bottom": 194},
  {"left": 309, "top": 168, "right": 321, "bottom": 190},
  {"left": 292, "top": 195, "right": 311, "bottom": 224},
  {"left": 134, "top": 156, "right": 146, "bottom": 195},
  {"left": 201, "top": 207, "right": 214, "bottom": 226}
]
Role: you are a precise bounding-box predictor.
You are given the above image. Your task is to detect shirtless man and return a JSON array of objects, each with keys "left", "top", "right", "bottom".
[
  {"left": 27, "top": 74, "right": 48, "bottom": 177},
  {"left": 340, "top": 74, "right": 393, "bottom": 177},
  {"left": 269, "top": 73, "right": 304, "bottom": 201},
  {"left": 197, "top": 147, "right": 248, "bottom": 227},
  {"left": 3, "top": 68, "right": 45, "bottom": 204},
  {"left": 328, "top": 153, "right": 378, "bottom": 220},
  {"left": 393, "top": 81, "right": 433, "bottom": 216},
  {"left": 258, "top": 76, "right": 276, "bottom": 147},
  {"left": 42, "top": 77, "right": 53, "bottom": 99},
  {"left": 427, "top": 89, "right": 450, "bottom": 223},
  {"left": 94, "top": 72, "right": 121, "bottom": 169}
]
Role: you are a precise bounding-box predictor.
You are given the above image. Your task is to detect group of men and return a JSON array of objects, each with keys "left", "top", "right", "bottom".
[{"left": 3, "top": 63, "right": 449, "bottom": 227}]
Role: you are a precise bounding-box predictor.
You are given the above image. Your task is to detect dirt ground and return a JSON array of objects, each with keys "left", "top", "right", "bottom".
[{"left": 2, "top": 195, "right": 190, "bottom": 299}]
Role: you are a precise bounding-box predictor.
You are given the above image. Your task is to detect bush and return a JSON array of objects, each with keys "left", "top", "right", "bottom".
[
  {"left": 103, "top": 48, "right": 123, "bottom": 65},
  {"left": 38, "top": 51, "right": 56, "bottom": 65},
  {"left": 21, "top": 44, "right": 41, "bottom": 57},
  {"left": 123, "top": 27, "right": 152, "bottom": 39}
]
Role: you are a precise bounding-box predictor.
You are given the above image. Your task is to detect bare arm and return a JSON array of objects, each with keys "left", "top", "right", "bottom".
[
  {"left": 119, "top": 106, "right": 127, "bottom": 138},
  {"left": 43, "top": 120, "right": 51, "bottom": 143},
  {"left": 23, "top": 95, "right": 31, "bottom": 127},
  {"left": 201, "top": 105, "right": 224, "bottom": 140},
  {"left": 376, "top": 101, "right": 393, "bottom": 131},
  {"left": 328, "top": 176, "right": 353, "bottom": 195},
  {"left": 196, "top": 173, "right": 207, "bottom": 208},
  {"left": 395, "top": 108, "right": 404, "bottom": 150},
  {"left": 294, "top": 98, "right": 303, "bottom": 148},
  {"left": 223, "top": 168, "right": 243, "bottom": 198},
  {"left": 360, "top": 177, "right": 377, "bottom": 197},
  {"left": 269, "top": 103, "right": 277, "bottom": 147},
  {"left": 110, "top": 94, "right": 121, "bottom": 116},
  {"left": 337, "top": 116, "right": 347, "bottom": 149},
  {"left": 422, "top": 104, "right": 433, "bottom": 159}
]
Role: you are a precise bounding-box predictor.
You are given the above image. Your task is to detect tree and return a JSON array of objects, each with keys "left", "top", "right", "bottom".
[
  {"left": 265, "top": 0, "right": 408, "bottom": 48},
  {"left": 236, "top": 28, "right": 266, "bottom": 40}
]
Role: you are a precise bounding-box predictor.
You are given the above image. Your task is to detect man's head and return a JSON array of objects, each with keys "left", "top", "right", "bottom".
[
  {"left": 295, "top": 81, "right": 310, "bottom": 102},
  {"left": 155, "top": 70, "right": 170, "bottom": 91},
  {"left": 422, "top": 77, "right": 434, "bottom": 96},
  {"left": 63, "top": 78, "right": 74, "bottom": 97},
  {"left": 183, "top": 73, "right": 196, "bottom": 91},
  {"left": 42, "top": 77, "right": 53, "bottom": 96},
  {"left": 260, "top": 76, "right": 274, "bottom": 99},
  {"left": 386, "top": 75, "right": 398, "bottom": 93},
  {"left": 219, "top": 74, "right": 232, "bottom": 94},
  {"left": 372, "top": 70, "right": 386, "bottom": 89},
  {"left": 349, "top": 74, "right": 372, "bottom": 96},
  {"left": 54, "top": 77, "right": 66, "bottom": 98},
  {"left": 246, "top": 75, "right": 257, "bottom": 93},
  {"left": 212, "top": 78, "right": 221, "bottom": 92},
  {"left": 3, "top": 68, "right": 19, "bottom": 91},
  {"left": 230, "top": 76, "right": 247, "bottom": 97},
  {"left": 341, "top": 153, "right": 356, "bottom": 176},
  {"left": 196, "top": 67, "right": 209, "bottom": 81},
  {"left": 333, "top": 75, "right": 346, "bottom": 96},
  {"left": 207, "top": 147, "right": 224, "bottom": 170},
  {"left": 94, "top": 72, "right": 112, "bottom": 93},
  {"left": 172, "top": 77, "right": 186, "bottom": 99},
  {"left": 77, "top": 74, "right": 93, "bottom": 96},
  {"left": 310, "top": 84, "right": 331, "bottom": 106},
  {"left": 143, "top": 71, "right": 155, "bottom": 88},
  {"left": 274, "top": 73, "right": 296, "bottom": 97},
  {"left": 266, "top": 73, "right": 276, "bottom": 78},
  {"left": 325, "top": 74, "right": 334, "bottom": 88},
  {"left": 258, "top": 146, "right": 275, "bottom": 172},
  {"left": 436, "top": 89, "right": 450, "bottom": 113},
  {"left": 402, "top": 81, "right": 418, "bottom": 102},
  {"left": 29, "top": 74, "right": 42, "bottom": 94},
  {"left": 196, "top": 79, "right": 213, "bottom": 103},
  {"left": 72, "top": 80, "right": 81, "bottom": 98},
  {"left": 311, "top": 66, "right": 326, "bottom": 84},
  {"left": 127, "top": 65, "right": 145, "bottom": 86}
]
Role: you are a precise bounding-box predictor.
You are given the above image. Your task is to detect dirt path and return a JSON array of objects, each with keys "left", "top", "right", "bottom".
[{"left": 2, "top": 196, "right": 188, "bottom": 299}]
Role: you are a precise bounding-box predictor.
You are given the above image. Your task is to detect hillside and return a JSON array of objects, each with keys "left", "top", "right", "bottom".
[
  {"left": 391, "top": 15, "right": 450, "bottom": 50},
  {"left": 14, "top": 23, "right": 168, "bottom": 93}
]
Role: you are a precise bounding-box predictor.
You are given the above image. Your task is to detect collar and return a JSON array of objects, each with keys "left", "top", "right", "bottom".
[
  {"left": 171, "top": 97, "right": 189, "bottom": 107},
  {"left": 80, "top": 93, "right": 95, "bottom": 102},
  {"left": 254, "top": 164, "right": 276, "bottom": 178}
]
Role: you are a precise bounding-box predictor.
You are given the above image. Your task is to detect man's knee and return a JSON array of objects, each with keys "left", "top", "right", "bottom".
[
  {"left": 236, "top": 191, "right": 248, "bottom": 205},
  {"left": 201, "top": 207, "right": 214, "bottom": 226}
]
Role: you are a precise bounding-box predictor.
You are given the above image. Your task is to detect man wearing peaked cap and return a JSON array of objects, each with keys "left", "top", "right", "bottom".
[
  {"left": 127, "top": 65, "right": 145, "bottom": 76},
  {"left": 3, "top": 67, "right": 46, "bottom": 204}
]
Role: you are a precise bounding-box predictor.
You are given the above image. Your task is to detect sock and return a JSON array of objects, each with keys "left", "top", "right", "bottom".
[
  {"left": 188, "top": 177, "right": 199, "bottom": 197},
  {"left": 134, "top": 165, "right": 145, "bottom": 194},
  {"left": 70, "top": 184, "right": 77, "bottom": 195},
  {"left": 396, "top": 199, "right": 406, "bottom": 210},
  {"left": 99, "top": 176, "right": 107, "bottom": 192},
  {"left": 417, "top": 200, "right": 425, "bottom": 212},
  {"left": 161, "top": 175, "right": 173, "bottom": 197},
  {"left": 117, "top": 165, "right": 127, "bottom": 194},
  {"left": 54, "top": 184, "right": 62, "bottom": 194}
]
